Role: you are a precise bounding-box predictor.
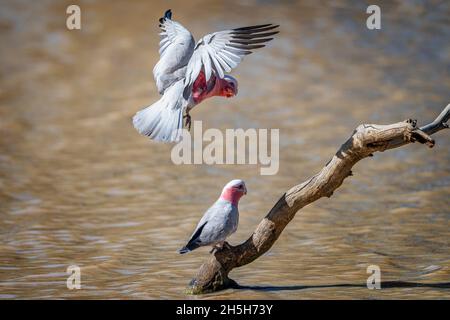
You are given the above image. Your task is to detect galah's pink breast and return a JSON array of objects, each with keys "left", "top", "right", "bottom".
[
  {"left": 191, "top": 70, "right": 224, "bottom": 104},
  {"left": 192, "top": 70, "right": 207, "bottom": 104}
]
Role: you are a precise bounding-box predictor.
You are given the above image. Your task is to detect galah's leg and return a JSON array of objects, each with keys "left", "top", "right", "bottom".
[
  {"left": 209, "top": 241, "right": 225, "bottom": 254},
  {"left": 183, "top": 112, "right": 192, "bottom": 131},
  {"left": 222, "top": 241, "right": 232, "bottom": 250}
]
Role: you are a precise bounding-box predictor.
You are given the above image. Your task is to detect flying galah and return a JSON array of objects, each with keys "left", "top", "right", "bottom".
[
  {"left": 179, "top": 179, "right": 247, "bottom": 254},
  {"left": 133, "top": 9, "right": 279, "bottom": 142}
]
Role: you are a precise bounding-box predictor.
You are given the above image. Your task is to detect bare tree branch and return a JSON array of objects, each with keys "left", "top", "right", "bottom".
[
  {"left": 420, "top": 104, "right": 450, "bottom": 135},
  {"left": 186, "top": 104, "right": 450, "bottom": 294}
]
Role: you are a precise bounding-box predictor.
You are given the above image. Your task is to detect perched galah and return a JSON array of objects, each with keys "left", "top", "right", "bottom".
[
  {"left": 133, "top": 9, "right": 279, "bottom": 142},
  {"left": 179, "top": 180, "right": 247, "bottom": 254}
]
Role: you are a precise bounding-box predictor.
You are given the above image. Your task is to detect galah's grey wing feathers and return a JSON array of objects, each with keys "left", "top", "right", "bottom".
[
  {"left": 153, "top": 9, "right": 195, "bottom": 94},
  {"left": 181, "top": 203, "right": 218, "bottom": 250},
  {"left": 184, "top": 221, "right": 207, "bottom": 248},
  {"left": 184, "top": 201, "right": 223, "bottom": 246},
  {"left": 157, "top": 10, "right": 193, "bottom": 57},
  {"left": 188, "top": 202, "right": 217, "bottom": 244},
  {"left": 184, "top": 24, "right": 279, "bottom": 90},
  {"left": 180, "top": 199, "right": 239, "bottom": 253},
  {"left": 199, "top": 200, "right": 235, "bottom": 244}
]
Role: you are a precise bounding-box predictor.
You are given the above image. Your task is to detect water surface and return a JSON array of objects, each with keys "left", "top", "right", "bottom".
[{"left": 0, "top": 0, "right": 449, "bottom": 299}]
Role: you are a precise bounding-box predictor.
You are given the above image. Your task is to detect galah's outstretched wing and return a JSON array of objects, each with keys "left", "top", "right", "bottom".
[
  {"left": 183, "top": 24, "right": 279, "bottom": 92},
  {"left": 153, "top": 10, "right": 195, "bottom": 94}
]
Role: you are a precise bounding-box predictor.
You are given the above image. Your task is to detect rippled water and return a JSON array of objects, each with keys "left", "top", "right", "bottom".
[{"left": 0, "top": 0, "right": 449, "bottom": 299}]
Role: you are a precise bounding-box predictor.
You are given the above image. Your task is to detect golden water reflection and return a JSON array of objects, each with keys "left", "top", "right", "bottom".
[{"left": 0, "top": 0, "right": 449, "bottom": 299}]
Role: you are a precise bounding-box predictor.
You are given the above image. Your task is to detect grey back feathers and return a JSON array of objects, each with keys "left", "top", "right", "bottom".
[
  {"left": 154, "top": 10, "right": 195, "bottom": 95},
  {"left": 179, "top": 199, "right": 239, "bottom": 254},
  {"left": 184, "top": 24, "right": 279, "bottom": 89}
]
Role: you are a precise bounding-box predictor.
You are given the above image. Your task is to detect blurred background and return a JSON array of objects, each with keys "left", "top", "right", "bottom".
[{"left": 0, "top": 0, "right": 449, "bottom": 299}]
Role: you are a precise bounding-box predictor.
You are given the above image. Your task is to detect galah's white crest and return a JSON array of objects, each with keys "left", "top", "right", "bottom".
[
  {"left": 133, "top": 9, "right": 279, "bottom": 142},
  {"left": 179, "top": 179, "right": 247, "bottom": 254}
]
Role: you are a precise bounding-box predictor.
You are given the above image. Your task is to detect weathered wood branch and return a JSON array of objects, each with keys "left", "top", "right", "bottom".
[{"left": 186, "top": 104, "right": 450, "bottom": 294}]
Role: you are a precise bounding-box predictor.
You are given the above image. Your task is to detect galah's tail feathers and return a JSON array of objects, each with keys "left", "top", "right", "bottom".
[{"left": 133, "top": 81, "right": 186, "bottom": 143}]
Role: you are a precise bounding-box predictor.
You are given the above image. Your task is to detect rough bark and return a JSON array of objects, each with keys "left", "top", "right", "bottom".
[{"left": 186, "top": 104, "right": 450, "bottom": 294}]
